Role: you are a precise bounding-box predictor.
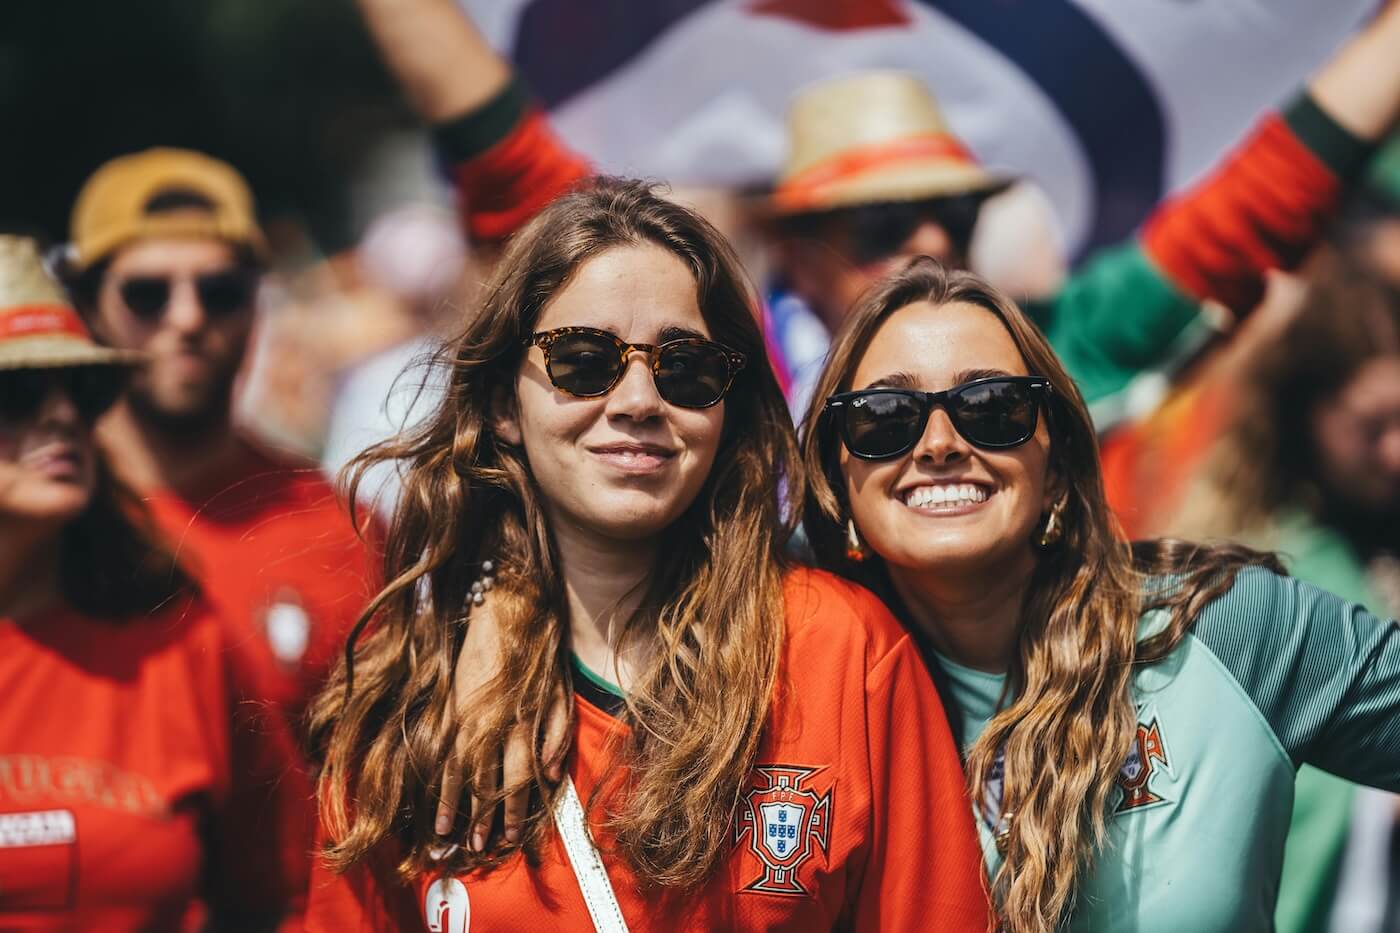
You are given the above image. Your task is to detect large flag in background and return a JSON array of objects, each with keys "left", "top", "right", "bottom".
[{"left": 463, "top": 0, "right": 1376, "bottom": 260}]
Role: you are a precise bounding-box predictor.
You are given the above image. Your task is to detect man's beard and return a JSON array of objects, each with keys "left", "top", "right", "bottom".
[{"left": 125, "top": 378, "right": 234, "bottom": 440}]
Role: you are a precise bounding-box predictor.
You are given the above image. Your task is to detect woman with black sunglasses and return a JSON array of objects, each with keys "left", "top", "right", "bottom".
[
  {"left": 799, "top": 257, "right": 1400, "bottom": 933},
  {"left": 0, "top": 235, "right": 311, "bottom": 929},
  {"left": 304, "top": 180, "right": 991, "bottom": 932}
]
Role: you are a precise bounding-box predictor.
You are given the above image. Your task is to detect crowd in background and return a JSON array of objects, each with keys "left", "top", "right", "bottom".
[{"left": 4, "top": 1, "right": 1400, "bottom": 931}]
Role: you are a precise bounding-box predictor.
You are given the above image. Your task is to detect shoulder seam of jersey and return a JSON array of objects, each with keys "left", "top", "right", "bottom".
[{"left": 1183, "top": 630, "right": 1295, "bottom": 770}]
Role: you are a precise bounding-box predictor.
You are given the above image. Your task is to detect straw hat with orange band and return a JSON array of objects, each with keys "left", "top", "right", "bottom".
[
  {"left": 764, "top": 71, "right": 1010, "bottom": 217},
  {"left": 0, "top": 235, "right": 141, "bottom": 372}
]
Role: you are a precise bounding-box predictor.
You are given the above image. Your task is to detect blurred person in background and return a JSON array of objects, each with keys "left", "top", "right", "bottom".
[
  {"left": 1170, "top": 266, "right": 1400, "bottom": 932},
  {"left": 355, "top": 0, "right": 1400, "bottom": 427},
  {"left": 320, "top": 203, "right": 467, "bottom": 517},
  {"left": 55, "top": 147, "right": 378, "bottom": 734},
  {"left": 0, "top": 235, "right": 310, "bottom": 928}
]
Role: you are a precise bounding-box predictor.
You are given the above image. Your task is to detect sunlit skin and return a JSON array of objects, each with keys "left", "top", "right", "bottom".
[
  {"left": 0, "top": 383, "right": 100, "bottom": 618},
  {"left": 1311, "top": 354, "right": 1400, "bottom": 511},
  {"left": 91, "top": 237, "right": 253, "bottom": 426},
  {"left": 495, "top": 242, "right": 726, "bottom": 686},
  {"left": 840, "top": 301, "right": 1057, "bottom": 671}
]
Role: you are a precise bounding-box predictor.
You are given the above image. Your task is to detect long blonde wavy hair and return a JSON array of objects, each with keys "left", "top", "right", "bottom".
[
  {"left": 799, "top": 258, "right": 1278, "bottom": 932},
  {"left": 310, "top": 178, "right": 800, "bottom": 887}
]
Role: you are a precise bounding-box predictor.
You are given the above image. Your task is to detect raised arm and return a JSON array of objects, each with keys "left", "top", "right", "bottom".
[
  {"left": 1041, "top": 3, "right": 1400, "bottom": 422},
  {"left": 355, "top": 0, "right": 591, "bottom": 243},
  {"left": 355, "top": 0, "right": 510, "bottom": 122}
]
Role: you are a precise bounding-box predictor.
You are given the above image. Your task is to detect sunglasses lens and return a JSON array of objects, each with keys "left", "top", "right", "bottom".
[
  {"left": 0, "top": 367, "right": 126, "bottom": 425},
  {"left": 546, "top": 332, "right": 624, "bottom": 397},
  {"left": 843, "top": 391, "right": 926, "bottom": 459},
  {"left": 197, "top": 271, "right": 254, "bottom": 316},
  {"left": 846, "top": 203, "right": 924, "bottom": 265},
  {"left": 119, "top": 277, "right": 170, "bottom": 319},
  {"left": 948, "top": 380, "right": 1038, "bottom": 447},
  {"left": 65, "top": 367, "right": 128, "bottom": 421},
  {"left": 0, "top": 371, "right": 49, "bottom": 424},
  {"left": 654, "top": 343, "right": 733, "bottom": 408}
]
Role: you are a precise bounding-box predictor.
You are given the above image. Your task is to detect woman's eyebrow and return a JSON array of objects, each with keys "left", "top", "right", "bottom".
[
  {"left": 952, "top": 367, "right": 1015, "bottom": 384},
  {"left": 858, "top": 371, "right": 920, "bottom": 390},
  {"left": 659, "top": 324, "right": 708, "bottom": 342}
]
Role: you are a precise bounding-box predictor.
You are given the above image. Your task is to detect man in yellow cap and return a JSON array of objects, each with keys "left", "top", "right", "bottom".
[{"left": 58, "top": 147, "right": 378, "bottom": 738}]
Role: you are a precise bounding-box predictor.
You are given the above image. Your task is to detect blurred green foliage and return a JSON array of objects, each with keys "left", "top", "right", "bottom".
[{"left": 0, "top": 0, "right": 412, "bottom": 253}]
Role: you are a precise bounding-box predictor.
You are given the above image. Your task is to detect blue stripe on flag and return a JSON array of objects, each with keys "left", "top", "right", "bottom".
[
  {"left": 511, "top": 0, "right": 1166, "bottom": 255},
  {"left": 914, "top": 0, "right": 1165, "bottom": 255}
]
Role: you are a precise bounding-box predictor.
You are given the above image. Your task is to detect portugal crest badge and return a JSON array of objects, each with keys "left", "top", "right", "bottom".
[
  {"left": 735, "top": 765, "right": 832, "bottom": 896},
  {"left": 1115, "top": 711, "right": 1172, "bottom": 813}
]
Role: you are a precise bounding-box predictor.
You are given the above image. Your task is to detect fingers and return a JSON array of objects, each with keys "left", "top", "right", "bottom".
[
  {"left": 542, "top": 682, "right": 571, "bottom": 782},
  {"left": 502, "top": 720, "right": 532, "bottom": 844},
  {"left": 436, "top": 754, "right": 463, "bottom": 838},
  {"left": 468, "top": 750, "right": 499, "bottom": 853}
]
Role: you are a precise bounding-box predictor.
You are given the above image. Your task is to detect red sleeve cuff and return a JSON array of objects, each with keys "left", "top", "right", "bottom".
[
  {"left": 447, "top": 108, "right": 594, "bottom": 243},
  {"left": 1141, "top": 111, "right": 1341, "bottom": 315}
]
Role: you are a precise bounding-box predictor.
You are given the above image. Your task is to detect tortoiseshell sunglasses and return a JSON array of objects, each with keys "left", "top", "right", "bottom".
[{"left": 524, "top": 327, "right": 746, "bottom": 409}]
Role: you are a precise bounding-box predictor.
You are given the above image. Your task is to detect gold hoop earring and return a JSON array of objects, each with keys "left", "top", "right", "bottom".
[
  {"left": 845, "top": 518, "right": 869, "bottom": 563},
  {"left": 1037, "top": 497, "right": 1067, "bottom": 548}
]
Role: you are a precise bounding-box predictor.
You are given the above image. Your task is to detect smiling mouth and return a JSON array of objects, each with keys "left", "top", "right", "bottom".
[
  {"left": 901, "top": 483, "right": 991, "bottom": 512},
  {"left": 589, "top": 445, "right": 677, "bottom": 473}
]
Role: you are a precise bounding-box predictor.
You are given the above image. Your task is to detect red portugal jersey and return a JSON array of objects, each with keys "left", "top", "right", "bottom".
[
  {"left": 0, "top": 598, "right": 313, "bottom": 930},
  {"left": 141, "top": 439, "right": 380, "bottom": 728},
  {"left": 306, "top": 567, "right": 992, "bottom": 932}
]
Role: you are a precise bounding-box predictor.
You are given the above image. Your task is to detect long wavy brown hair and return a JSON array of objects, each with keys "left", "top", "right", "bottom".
[
  {"left": 310, "top": 178, "right": 799, "bottom": 887},
  {"left": 799, "top": 258, "right": 1279, "bottom": 932}
]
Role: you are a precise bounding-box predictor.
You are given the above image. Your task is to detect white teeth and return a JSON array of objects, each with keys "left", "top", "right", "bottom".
[{"left": 903, "top": 484, "right": 989, "bottom": 509}]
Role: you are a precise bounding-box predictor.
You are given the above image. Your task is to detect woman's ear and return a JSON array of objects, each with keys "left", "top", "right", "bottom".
[{"left": 491, "top": 383, "right": 523, "bottom": 446}]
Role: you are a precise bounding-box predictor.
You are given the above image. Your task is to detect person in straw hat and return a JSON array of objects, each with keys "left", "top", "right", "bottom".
[
  {"left": 0, "top": 234, "right": 312, "bottom": 928},
  {"left": 52, "top": 147, "right": 379, "bottom": 737}
]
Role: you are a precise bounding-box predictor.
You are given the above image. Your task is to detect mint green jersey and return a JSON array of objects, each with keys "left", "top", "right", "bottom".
[{"left": 937, "top": 567, "right": 1400, "bottom": 932}]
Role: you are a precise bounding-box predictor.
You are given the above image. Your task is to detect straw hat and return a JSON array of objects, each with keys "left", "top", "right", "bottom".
[
  {"left": 68, "top": 147, "right": 267, "bottom": 271},
  {"left": 0, "top": 235, "right": 142, "bottom": 371},
  {"left": 766, "top": 71, "right": 1010, "bottom": 215}
]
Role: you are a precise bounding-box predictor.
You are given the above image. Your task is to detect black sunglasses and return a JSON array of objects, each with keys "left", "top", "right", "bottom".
[
  {"left": 117, "top": 270, "right": 255, "bottom": 320},
  {"left": 0, "top": 367, "right": 129, "bottom": 425},
  {"left": 824, "top": 376, "right": 1052, "bottom": 460},
  {"left": 524, "top": 327, "right": 746, "bottom": 410},
  {"left": 784, "top": 193, "right": 989, "bottom": 266}
]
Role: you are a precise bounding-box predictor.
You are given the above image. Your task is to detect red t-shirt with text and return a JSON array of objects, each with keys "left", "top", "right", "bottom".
[{"left": 0, "top": 598, "right": 312, "bottom": 930}]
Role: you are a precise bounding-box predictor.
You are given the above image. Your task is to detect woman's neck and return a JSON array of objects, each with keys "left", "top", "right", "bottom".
[
  {"left": 0, "top": 522, "right": 64, "bottom": 621},
  {"left": 551, "top": 519, "right": 658, "bottom": 692},
  {"left": 887, "top": 554, "right": 1035, "bottom": 674}
]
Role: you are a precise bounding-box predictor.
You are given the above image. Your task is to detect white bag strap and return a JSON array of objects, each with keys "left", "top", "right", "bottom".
[{"left": 552, "top": 774, "right": 630, "bottom": 933}]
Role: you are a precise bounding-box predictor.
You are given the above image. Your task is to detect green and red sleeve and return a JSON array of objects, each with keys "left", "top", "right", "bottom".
[
  {"left": 1037, "top": 92, "right": 1375, "bottom": 422},
  {"left": 1141, "top": 94, "right": 1372, "bottom": 314},
  {"left": 434, "top": 76, "right": 592, "bottom": 243}
]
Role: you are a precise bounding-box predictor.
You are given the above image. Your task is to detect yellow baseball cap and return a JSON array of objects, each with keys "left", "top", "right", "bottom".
[{"left": 68, "top": 147, "right": 268, "bottom": 271}]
